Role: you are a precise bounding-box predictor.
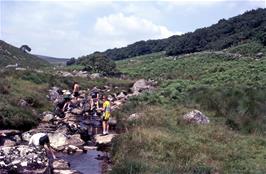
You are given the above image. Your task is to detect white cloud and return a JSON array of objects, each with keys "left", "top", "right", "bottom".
[
  {"left": 94, "top": 13, "right": 182, "bottom": 48},
  {"left": 2, "top": 0, "right": 264, "bottom": 58}
]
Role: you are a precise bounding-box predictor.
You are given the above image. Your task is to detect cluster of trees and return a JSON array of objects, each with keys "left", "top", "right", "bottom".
[
  {"left": 165, "top": 8, "right": 266, "bottom": 55},
  {"left": 66, "top": 57, "right": 76, "bottom": 66},
  {"left": 76, "top": 52, "right": 118, "bottom": 75},
  {"left": 88, "top": 8, "right": 265, "bottom": 60}
]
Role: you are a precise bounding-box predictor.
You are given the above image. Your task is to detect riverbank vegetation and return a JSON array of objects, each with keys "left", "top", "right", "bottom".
[
  {"left": 0, "top": 70, "right": 132, "bottom": 131},
  {"left": 111, "top": 42, "right": 266, "bottom": 173}
]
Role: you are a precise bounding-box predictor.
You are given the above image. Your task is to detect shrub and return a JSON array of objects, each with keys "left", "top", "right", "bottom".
[
  {"left": 77, "top": 52, "right": 118, "bottom": 75},
  {"left": 21, "top": 71, "right": 49, "bottom": 84},
  {"left": 66, "top": 57, "right": 76, "bottom": 66},
  {"left": 0, "top": 78, "right": 10, "bottom": 94},
  {"left": 189, "top": 86, "right": 266, "bottom": 134},
  {"left": 0, "top": 105, "right": 38, "bottom": 130}
]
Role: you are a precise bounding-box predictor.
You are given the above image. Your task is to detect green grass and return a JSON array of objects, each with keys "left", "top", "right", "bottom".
[
  {"left": 0, "top": 69, "right": 133, "bottom": 131},
  {"left": 116, "top": 45, "right": 266, "bottom": 134},
  {"left": 112, "top": 42, "right": 266, "bottom": 173},
  {"left": 111, "top": 104, "right": 266, "bottom": 174},
  {"left": 227, "top": 41, "right": 266, "bottom": 57}
]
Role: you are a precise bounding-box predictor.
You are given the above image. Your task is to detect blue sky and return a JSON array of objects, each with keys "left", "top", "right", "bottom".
[{"left": 1, "top": 0, "right": 265, "bottom": 58}]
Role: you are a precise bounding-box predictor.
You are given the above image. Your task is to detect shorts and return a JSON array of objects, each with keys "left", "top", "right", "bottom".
[
  {"left": 102, "top": 112, "right": 110, "bottom": 122},
  {"left": 102, "top": 117, "right": 109, "bottom": 122},
  {"left": 103, "top": 116, "right": 109, "bottom": 121},
  {"left": 39, "top": 135, "right": 50, "bottom": 146},
  {"left": 74, "top": 92, "right": 79, "bottom": 97}
]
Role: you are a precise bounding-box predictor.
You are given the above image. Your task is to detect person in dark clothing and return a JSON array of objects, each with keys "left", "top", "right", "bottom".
[{"left": 29, "top": 133, "right": 56, "bottom": 159}]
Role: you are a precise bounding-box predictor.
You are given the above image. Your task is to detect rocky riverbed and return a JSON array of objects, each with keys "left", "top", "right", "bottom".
[{"left": 0, "top": 79, "right": 155, "bottom": 174}]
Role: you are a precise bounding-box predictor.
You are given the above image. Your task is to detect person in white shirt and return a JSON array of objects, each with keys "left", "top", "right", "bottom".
[{"left": 29, "top": 133, "right": 56, "bottom": 159}]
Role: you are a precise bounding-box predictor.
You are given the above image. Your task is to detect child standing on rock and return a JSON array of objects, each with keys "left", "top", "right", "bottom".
[{"left": 101, "top": 95, "right": 111, "bottom": 135}]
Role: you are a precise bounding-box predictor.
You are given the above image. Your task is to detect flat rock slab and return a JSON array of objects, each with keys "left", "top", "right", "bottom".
[
  {"left": 0, "top": 130, "right": 20, "bottom": 135},
  {"left": 94, "top": 133, "right": 117, "bottom": 145},
  {"left": 53, "top": 169, "right": 81, "bottom": 174},
  {"left": 52, "top": 159, "right": 70, "bottom": 170},
  {"left": 83, "top": 146, "right": 97, "bottom": 150}
]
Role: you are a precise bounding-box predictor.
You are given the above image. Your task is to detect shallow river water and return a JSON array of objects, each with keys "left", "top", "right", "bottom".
[{"left": 58, "top": 150, "right": 106, "bottom": 174}]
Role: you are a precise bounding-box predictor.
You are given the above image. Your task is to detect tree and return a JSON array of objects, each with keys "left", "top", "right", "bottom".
[
  {"left": 66, "top": 57, "right": 76, "bottom": 66},
  {"left": 77, "top": 53, "right": 117, "bottom": 75},
  {"left": 20, "top": 45, "right": 31, "bottom": 53}
]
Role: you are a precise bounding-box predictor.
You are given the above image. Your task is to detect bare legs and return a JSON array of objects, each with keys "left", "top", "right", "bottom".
[{"left": 102, "top": 121, "right": 109, "bottom": 135}]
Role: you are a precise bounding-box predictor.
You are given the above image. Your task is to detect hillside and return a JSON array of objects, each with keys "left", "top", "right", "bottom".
[
  {"left": 80, "top": 8, "right": 265, "bottom": 61},
  {"left": 0, "top": 40, "right": 50, "bottom": 68},
  {"left": 111, "top": 42, "right": 266, "bottom": 173},
  {"left": 35, "top": 54, "right": 69, "bottom": 65},
  {"left": 0, "top": 41, "right": 265, "bottom": 173}
]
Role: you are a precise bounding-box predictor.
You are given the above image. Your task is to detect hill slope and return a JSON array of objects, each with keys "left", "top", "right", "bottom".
[
  {"left": 0, "top": 40, "right": 50, "bottom": 68},
  {"left": 35, "top": 54, "right": 69, "bottom": 65},
  {"left": 83, "top": 8, "right": 266, "bottom": 61},
  {"left": 111, "top": 43, "right": 266, "bottom": 173}
]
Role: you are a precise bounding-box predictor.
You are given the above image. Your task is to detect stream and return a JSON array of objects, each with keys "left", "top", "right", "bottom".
[
  {"left": 58, "top": 150, "right": 107, "bottom": 174},
  {"left": 0, "top": 80, "right": 149, "bottom": 173}
]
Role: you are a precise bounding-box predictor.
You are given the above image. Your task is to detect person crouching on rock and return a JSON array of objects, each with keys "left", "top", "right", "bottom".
[
  {"left": 29, "top": 133, "right": 56, "bottom": 159},
  {"left": 101, "top": 95, "right": 111, "bottom": 135}
]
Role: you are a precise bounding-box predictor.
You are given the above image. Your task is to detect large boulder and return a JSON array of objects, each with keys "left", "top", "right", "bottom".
[
  {"left": 128, "top": 113, "right": 144, "bottom": 121},
  {"left": 0, "top": 145, "right": 49, "bottom": 174},
  {"left": 116, "top": 92, "right": 127, "bottom": 100},
  {"left": 90, "top": 73, "right": 101, "bottom": 79},
  {"left": 75, "top": 71, "right": 88, "bottom": 78},
  {"left": 183, "top": 110, "right": 210, "bottom": 124},
  {"left": 42, "top": 112, "right": 54, "bottom": 122},
  {"left": 131, "top": 79, "right": 151, "bottom": 93},
  {"left": 49, "top": 133, "right": 67, "bottom": 150},
  {"left": 54, "top": 126, "right": 69, "bottom": 136},
  {"left": 61, "top": 71, "right": 74, "bottom": 77},
  {"left": 94, "top": 133, "right": 117, "bottom": 145},
  {"left": 66, "top": 134, "right": 84, "bottom": 147}
]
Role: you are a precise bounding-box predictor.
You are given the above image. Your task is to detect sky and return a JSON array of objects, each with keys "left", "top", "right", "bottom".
[{"left": 1, "top": 0, "right": 265, "bottom": 58}]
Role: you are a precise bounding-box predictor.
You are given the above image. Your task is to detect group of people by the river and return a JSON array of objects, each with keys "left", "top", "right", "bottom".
[
  {"left": 21, "top": 82, "right": 112, "bottom": 160},
  {"left": 62, "top": 82, "right": 112, "bottom": 135}
]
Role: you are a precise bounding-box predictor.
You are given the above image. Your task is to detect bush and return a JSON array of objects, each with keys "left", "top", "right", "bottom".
[
  {"left": 0, "top": 78, "right": 10, "bottom": 94},
  {"left": 0, "top": 105, "right": 38, "bottom": 130},
  {"left": 66, "top": 57, "right": 76, "bottom": 66},
  {"left": 77, "top": 52, "right": 118, "bottom": 75},
  {"left": 189, "top": 86, "right": 266, "bottom": 134},
  {"left": 21, "top": 71, "right": 49, "bottom": 84}
]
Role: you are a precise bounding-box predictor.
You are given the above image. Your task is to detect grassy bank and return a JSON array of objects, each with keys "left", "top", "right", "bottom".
[
  {"left": 0, "top": 69, "right": 133, "bottom": 131},
  {"left": 111, "top": 103, "right": 266, "bottom": 173},
  {"left": 112, "top": 42, "right": 266, "bottom": 173}
]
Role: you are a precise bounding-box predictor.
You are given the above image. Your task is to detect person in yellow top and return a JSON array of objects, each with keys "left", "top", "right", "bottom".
[{"left": 101, "top": 95, "right": 111, "bottom": 135}]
